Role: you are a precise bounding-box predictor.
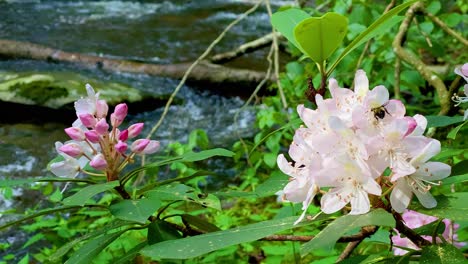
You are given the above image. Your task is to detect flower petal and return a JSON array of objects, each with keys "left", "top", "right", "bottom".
[{"left": 390, "top": 179, "right": 413, "bottom": 213}]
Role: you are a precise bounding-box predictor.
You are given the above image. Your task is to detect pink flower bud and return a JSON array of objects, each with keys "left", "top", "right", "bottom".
[
  {"left": 85, "top": 130, "right": 101, "bottom": 143},
  {"left": 96, "top": 99, "right": 108, "bottom": 118},
  {"left": 131, "top": 139, "right": 150, "bottom": 153},
  {"left": 115, "top": 140, "right": 128, "bottom": 153},
  {"left": 95, "top": 119, "right": 109, "bottom": 135},
  {"left": 113, "top": 103, "right": 128, "bottom": 121},
  {"left": 404, "top": 116, "right": 417, "bottom": 137},
  {"left": 64, "top": 127, "right": 85, "bottom": 141},
  {"left": 110, "top": 113, "right": 124, "bottom": 128},
  {"left": 141, "top": 140, "right": 160, "bottom": 154},
  {"left": 79, "top": 113, "right": 97, "bottom": 128},
  {"left": 59, "top": 143, "right": 83, "bottom": 157},
  {"left": 128, "top": 123, "right": 144, "bottom": 138},
  {"left": 90, "top": 154, "right": 107, "bottom": 170},
  {"left": 119, "top": 129, "right": 129, "bottom": 141},
  {"left": 461, "top": 63, "right": 468, "bottom": 77}
]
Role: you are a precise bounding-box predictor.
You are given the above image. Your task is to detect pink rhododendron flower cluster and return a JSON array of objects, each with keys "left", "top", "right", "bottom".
[
  {"left": 392, "top": 210, "right": 465, "bottom": 255},
  {"left": 452, "top": 63, "right": 468, "bottom": 120},
  {"left": 277, "top": 70, "right": 451, "bottom": 224},
  {"left": 50, "top": 84, "right": 160, "bottom": 181}
]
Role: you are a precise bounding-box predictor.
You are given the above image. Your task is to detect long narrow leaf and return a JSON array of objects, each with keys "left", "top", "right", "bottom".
[
  {"left": 326, "top": 0, "right": 417, "bottom": 75},
  {"left": 62, "top": 181, "right": 119, "bottom": 206},
  {"left": 0, "top": 177, "right": 96, "bottom": 188}
]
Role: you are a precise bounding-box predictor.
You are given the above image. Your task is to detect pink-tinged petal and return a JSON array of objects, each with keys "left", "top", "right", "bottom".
[
  {"left": 277, "top": 154, "right": 293, "bottom": 175},
  {"left": 409, "top": 114, "right": 428, "bottom": 136},
  {"left": 367, "top": 85, "right": 389, "bottom": 108},
  {"left": 64, "top": 127, "right": 85, "bottom": 141},
  {"left": 115, "top": 141, "right": 128, "bottom": 153},
  {"left": 50, "top": 154, "right": 81, "bottom": 178},
  {"left": 141, "top": 140, "right": 160, "bottom": 154},
  {"left": 385, "top": 100, "right": 405, "bottom": 118},
  {"left": 411, "top": 187, "right": 437, "bottom": 209},
  {"left": 390, "top": 179, "right": 413, "bottom": 213},
  {"left": 96, "top": 99, "right": 108, "bottom": 118},
  {"left": 297, "top": 104, "right": 316, "bottom": 128},
  {"left": 119, "top": 129, "right": 129, "bottom": 141},
  {"left": 113, "top": 103, "right": 128, "bottom": 121},
  {"left": 131, "top": 139, "right": 150, "bottom": 153},
  {"left": 349, "top": 190, "right": 370, "bottom": 215},
  {"left": 128, "top": 123, "right": 144, "bottom": 138},
  {"left": 455, "top": 63, "right": 468, "bottom": 83},
  {"left": 328, "top": 78, "right": 340, "bottom": 92},
  {"left": 110, "top": 113, "right": 123, "bottom": 128},
  {"left": 85, "top": 130, "right": 100, "bottom": 143},
  {"left": 85, "top": 83, "right": 97, "bottom": 100},
  {"left": 403, "top": 117, "right": 417, "bottom": 137},
  {"left": 79, "top": 113, "right": 97, "bottom": 128},
  {"left": 95, "top": 119, "right": 109, "bottom": 135},
  {"left": 354, "top": 69, "right": 369, "bottom": 98},
  {"left": 410, "top": 139, "right": 441, "bottom": 164},
  {"left": 363, "top": 178, "right": 382, "bottom": 196},
  {"left": 283, "top": 179, "right": 309, "bottom": 203},
  {"left": 294, "top": 185, "right": 317, "bottom": 225},
  {"left": 59, "top": 143, "right": 83, "bottom": 157},
  {"left": 413, "top": 162, "right": 451, "bottom": 181},
  {"left": 90, "top": 154, "right": 107, "bottom": 170},
  {"left": 320, "top": 187, "right": 349, "bottom": 214}
]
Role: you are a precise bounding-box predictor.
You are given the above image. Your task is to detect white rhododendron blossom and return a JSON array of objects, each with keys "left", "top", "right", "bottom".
[
  {"left": 50, "top": 84, "right": 160, "bottom": 181},
  {"left": 452, "top": 63, "right": 468, "bottom": 120},
  {"left": 277, "top": 70, "right": 451, "bottom": 223}
]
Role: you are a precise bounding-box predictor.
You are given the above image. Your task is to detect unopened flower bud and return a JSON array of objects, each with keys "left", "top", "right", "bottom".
[
  {"left": 128, "top": 123, "right": 144, "bottom": 138},
  {"left": 131, "top": 139, "right": 150, "bottom": 153},
  {"left": 59, "top": 143, "right": 83, "bottom": 157},
  {"left": 110, "top": 113, "right": 123, "bottom": 128},
  {"left": 64, "top": 127, "right": 85, "bottom": 141},
  {"left": 95, "top": 119, "right": 109, "bottom": 135},
  {"left": 115, "top": 140, "right": 128, "bottom": 153},
  {"left": 96, "top": 99, "right": 108, "bottom": 118},
  {"left": 113, "top": 103, "right": 128, "bottom": 121},
  {"left": 85, "top": 130, "right": 100, "bottom": 143},
  {"left": 141, "top": 140, "right": 160, "bottom": 154},
  {"left": 90, "top": 154, "right": 107, "bottom": 170},
  {"left": 119, "top": 129, "right": 129, "bottom": 141},
  {"left": 461, "top": 63, "right": 468, "bottom": 77},
  {"left": 79, "top": 113, "right": 97, "bottom": 128}
]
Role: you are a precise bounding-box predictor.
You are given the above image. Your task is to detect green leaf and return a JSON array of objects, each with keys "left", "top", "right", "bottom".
[
  {"left": 409, "top": 192, "right": 468, "bottom": 221},
  {"left": 49, "top": 220, "right": 132, "bottom": 263},
  {"left": 64, "top": 230, "right": 127, "bottom": 264},
  {"left": 140, "top": 214, "right": 327, "bottom": 260},
  {"left": 452, "top": 160, "right": 468, "bottom": 177},
  {"left": 0, "top": 177, "right": 95, "bottom": 188},
  {"left": 301, "top": 209, "right": 395, "bottom": 256},
  {"left": 144, "top": 183, "right": 221, "bottom": 210},
  {"left": 294, "top": 12, "right": 348, "bottom": 64},
  {"left": 327, "top": 0, "right": 417, "bottom": 75},
  {"left": 113, "top": 242, "right": 147, "bottom": 264},
  {"left": 426, "top": 115, "right": 464, "bottom": 128},
  {"left": 179, "top": 148, "right": 235, "bottom": 162},
  {"left": 443, "top": 173, "right": 468, "bottom": 185},
  {"left": 254, "top": 170, "right": 289, "bottom": 198},
  {"left": 420, "top": 243, "right": 466, "bottom": 264},
  {"left": 447, "top": 120, "right": 467, "bottom": 139},
  {"left": 109, "top": 196, "right": 162, "bottom": 224},
  {"left": 270, "top": 8, "right": 311, "bottom": 51},
  {"left": 181, "top": 214, "right": 221, "bottom": 233},
  {"left": 62, "top": 181, "right": 119, "bottom": 206},
  {"left": 18, "top": 254, "right": 29, "bottom": 264},
  {"left": 413, "top": 220, "right": 445, "bottom": 236},
  {"left": 147, "top": 220, "right": 183, "bottom": 245}
]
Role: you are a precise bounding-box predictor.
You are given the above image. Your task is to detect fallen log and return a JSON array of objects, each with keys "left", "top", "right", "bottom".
[{"left": 0, "top": 39, "right": 274, "bottom": 94}]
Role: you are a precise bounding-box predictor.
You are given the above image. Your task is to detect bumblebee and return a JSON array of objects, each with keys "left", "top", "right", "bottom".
[{"left": 371, "top": 102, "right": 390, "bottom": 120}]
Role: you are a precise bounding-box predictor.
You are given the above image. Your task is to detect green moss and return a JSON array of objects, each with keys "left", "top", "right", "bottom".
[{"left": 8, "top": 81, "right": 69, "bottom": 105}]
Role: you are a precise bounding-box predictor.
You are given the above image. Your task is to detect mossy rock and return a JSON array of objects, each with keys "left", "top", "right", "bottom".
[{"left": 0, "top": 71, "right": 144, "bottom": 109}]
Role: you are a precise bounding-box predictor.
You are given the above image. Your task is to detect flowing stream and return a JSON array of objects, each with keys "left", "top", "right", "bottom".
[{"left": 0, "top": 0, "right": 294, "bottom": 258}]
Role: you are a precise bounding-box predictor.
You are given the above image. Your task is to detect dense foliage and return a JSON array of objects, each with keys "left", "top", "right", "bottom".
[{"left": 1, "top": 0, "right": 467, "bottom": 263}]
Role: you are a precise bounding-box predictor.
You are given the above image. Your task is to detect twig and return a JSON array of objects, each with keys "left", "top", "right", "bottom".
[
  {"left": 392, "top": 2, "right": 451, "bottom": 115},
  {"left": 266, "top": 0, "right": 288, "bottom": 109},
  {"left": 393, "top": 211, "right": 431, "bottom": 248},
  {"left": 209, "top": 32, "right": 281, "bottom": 64},
  {"left": 337, "top": 240, "right": 363, "bottom": 262},
  {"left": 422, "top": 10, "right": 468, "bottom": 47}
]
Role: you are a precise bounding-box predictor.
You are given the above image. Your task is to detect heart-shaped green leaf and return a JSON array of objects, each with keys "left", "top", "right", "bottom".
[
  {"left": 294, "top": 12, "right": 348, "bottom": 64},
  {"left": 270, "top": 8, "right": 311, "bottom": 51}
]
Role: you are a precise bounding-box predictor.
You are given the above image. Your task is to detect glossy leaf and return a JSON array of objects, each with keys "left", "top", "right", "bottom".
[
  {"left": 327, "top": 0, "right": 417, "bottom": 75},
  {"left": 426, "top": 115, "right": 464, "bottom": 128},
  {"left": 64, "top": 229, "right": 127, "bottom": 264},
  {"left": 270, "top": 8, "right": 310, "bottom": 51},
  {"left": 443, "top": 173, "right": 468, "bottom": 185},
  {"left": 409, "top": 192, "right": 468, "bottom": 221},
  {"left": 140, "top": 214, "right": 327, "bottom": 260},
  {"left": 144, "top": 183, "right": 221, "bottom": 210},
  {"left": 294, "top": 12, "right": 348, "bottom": 63},
  {"left": 109, "top": 196, "right": 162, "bottom": 224},
  {"left": 62, "top": 181, "right": 119, "bottom": 206},
  {"left": 147, "top": 220, "right": 183, "bottom": 245},
  {"left": 181, "top": 214, "right": 221, "bottom": 233},
  {"left": 301, "top": 209, "right": 395, "bottom": 256},
  {"left": 447, "top": 120, "right": 467, "bottom": 139},
  {"left": 420, "top": 243, "right": 466, "bottom": 264},
  {"left": 254, "top": 170, "right": 289, "bottom": 197}
]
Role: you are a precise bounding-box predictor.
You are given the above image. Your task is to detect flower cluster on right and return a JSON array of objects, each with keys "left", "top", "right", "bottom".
[{"left": 277, "top": 70, "right": 451, "bottom": 224}]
